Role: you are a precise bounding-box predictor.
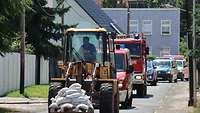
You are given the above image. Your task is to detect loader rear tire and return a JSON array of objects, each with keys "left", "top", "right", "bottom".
[
  {"left": 100, "top": 83, "right": 113, "bottom": 113},
  {"left": 114, "top": 89, "right": 119, "bottom": 113}
]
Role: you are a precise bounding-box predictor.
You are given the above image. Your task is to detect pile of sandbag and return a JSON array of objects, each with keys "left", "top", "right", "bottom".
[{"left": 49, "top": 83, "right": 94, "bottom": 113}]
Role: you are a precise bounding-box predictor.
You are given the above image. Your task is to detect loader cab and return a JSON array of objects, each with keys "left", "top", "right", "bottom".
[
  {"left": 65, "top": 28, "right": 114, "bottom": 64},
  {"left": 64, "top": 28, "right": 116, "bottom": 78}
]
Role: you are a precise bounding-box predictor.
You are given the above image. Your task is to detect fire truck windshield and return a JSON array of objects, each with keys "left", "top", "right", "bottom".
[
  {"left": 125, "top": 43, "right": 141, "bottom": 57},
  {"left": 115, "top": 54, "right": 126, "bottom": 71}
]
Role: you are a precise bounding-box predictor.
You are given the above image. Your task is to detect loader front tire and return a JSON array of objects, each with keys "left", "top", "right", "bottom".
[{"left": 48, "top": 82, "right": 62, "bottom": 113}]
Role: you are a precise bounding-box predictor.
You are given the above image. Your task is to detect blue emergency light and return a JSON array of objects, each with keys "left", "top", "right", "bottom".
[{"left": 120, "top": 44, "right": 125, "bottom": 48}]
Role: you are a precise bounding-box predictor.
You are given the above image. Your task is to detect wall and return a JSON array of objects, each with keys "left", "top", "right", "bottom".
[
  {"left": 0, "top": 53, "right": 49, "bottom": 96},
  {"left": 103, "top": 8, "right": 180, "bottom": 57}
]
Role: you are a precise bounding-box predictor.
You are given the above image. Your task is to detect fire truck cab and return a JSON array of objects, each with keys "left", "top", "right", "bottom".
[
  {"left": 115, "top": 45, "right": 133, "bottom": 108},
  {"left": 114, "top": 34, "right": 149, "bottom": 97}
]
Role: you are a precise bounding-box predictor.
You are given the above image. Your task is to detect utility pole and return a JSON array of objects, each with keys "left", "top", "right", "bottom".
[
  {"left": 127, "top": 1, "right": 130, "bottom": 35},
  {"left": 20, "top": 8, "right": 25, "bottom": 94},
  {"left": 192, "top": 0, "right": 197, "bottom": 107},
  {"left": 187, "top": 0, "right": 197, "bottom": 106},
  {"left": 61, "top": 1, "right": 64, "bottom": 44}
]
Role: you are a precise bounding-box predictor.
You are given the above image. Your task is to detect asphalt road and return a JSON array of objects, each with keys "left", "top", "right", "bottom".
[
  {"left": 122, "top": 81, "right": 190, "bottom": 113},
  {"left": 0, "top": 81, "right": 190, "bottom": 113}
]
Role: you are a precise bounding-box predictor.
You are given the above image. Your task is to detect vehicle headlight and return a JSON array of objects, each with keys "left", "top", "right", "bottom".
[
  {"left": 179, "top": 69, "right": 183, "bottom": 73},
  {"left": 167, "top": 70, "right": 171, "bottom": 74},
  {"left": 135, "top": 75, "right": 143, "bottom": 80},
  {"left": 147, "top": 70, "right": 152, "bottom": 74},
  {"left": 148, "top": 75, "right": 153, "bottom": 79}
]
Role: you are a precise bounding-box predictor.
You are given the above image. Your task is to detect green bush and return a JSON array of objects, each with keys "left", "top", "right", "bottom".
[{"left": 147, "top": 54, "right": 156, "bottom": 61}]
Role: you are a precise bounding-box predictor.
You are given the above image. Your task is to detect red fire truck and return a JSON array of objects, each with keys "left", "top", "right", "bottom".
[
  {"left": 115, "top": 45, "right": 133, "bottom": 108},
  {"left": 114, "top": 34, "right": 149, "bottom": 97}
]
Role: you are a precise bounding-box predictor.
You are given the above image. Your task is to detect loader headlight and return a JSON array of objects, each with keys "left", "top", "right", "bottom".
[{"left": 118, "top": 81, "right": 123, "bottom": 88}]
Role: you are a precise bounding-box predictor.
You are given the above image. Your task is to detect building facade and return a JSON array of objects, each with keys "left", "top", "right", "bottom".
[{"left": 103, "top": 8, "right": 180, "bottom": 57}]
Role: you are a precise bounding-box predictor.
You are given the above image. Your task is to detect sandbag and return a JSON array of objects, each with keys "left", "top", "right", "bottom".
[
  {"left": 60, "top": 103, "right": 73, "bottom": 112},
  {"left": 50, "top": 83, "right": 94, "bottom": 112},
  {"left": 56, "top": 97, "right": 72, "bottom": 106},
  {"left": 57, "top": 87, "right": 69, "bottom": 97},
  {"left": 49, "top": 102, "right": 59, "bottom": 109},
  {"left": 50, "top": 98, "right": 56, "bottom": 103},
  {"left": 66, "top": 92, "right": 83, "bottom": 98},
  {"left": 75, "top": 104, "right": 89, "bottom": 112},
  {"left": 65, "top": 89, "right": 81, "bottom": 96},
  {"left": 69, "top": 83, "right": 82, "bottom": 90}
]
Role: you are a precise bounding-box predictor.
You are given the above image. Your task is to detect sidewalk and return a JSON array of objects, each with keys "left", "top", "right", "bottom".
[{"left": 0, "top": 97, "right": 47, "bottom": 104}]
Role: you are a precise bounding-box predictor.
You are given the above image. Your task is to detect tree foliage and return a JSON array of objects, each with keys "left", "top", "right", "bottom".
[
  {"left": 102, "top": 0, "right": 118, "bottom": 8},
  {"left": 147, "top": 54, "right": 156, "bottom": 61},
  {"left": 0, "top": 0, "right": 72, "bottom": 58},
  {"left": 179, "top": 38, "right": 187, "bottom": 56},
  {"left": 146, "top": 0, "right": 183, "bottom": 8},
  {"left": 0, "top": 0, "right": 32, "bottom": 55},
  {"left": 26, "top": 0, "right": 72, "bottom": 58}
]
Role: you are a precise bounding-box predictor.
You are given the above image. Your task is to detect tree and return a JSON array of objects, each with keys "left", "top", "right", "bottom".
[
  {"left": 25, "top": 0, "right": 73, "bottom": 84},
  {"left": 179, "top": 38, "right": 188, "bottom": 56},
  {"left": 102, "top": 0, "right": 118, "bottom": 8},
  {"left": 26, "top": 0, "right": 72, "bottom": 58},
  {"left": 0, "top": 0, "right": 32, "bottom": 55}
]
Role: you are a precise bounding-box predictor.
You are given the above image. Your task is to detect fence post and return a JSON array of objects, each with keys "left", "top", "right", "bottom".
[{"left": 35, "top": 55, "right": 40, "bottom": 85}]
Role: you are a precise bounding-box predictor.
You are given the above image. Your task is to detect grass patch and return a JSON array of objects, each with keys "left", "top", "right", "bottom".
[
  {"left": 5, "top": 85, "right": 49, "bottom": 98},
  {"left": 193, "top": 103, "right": 200, "bottom": 113},
  {"left": 0, "top": 107, "right": 17, "bottom": 113}
]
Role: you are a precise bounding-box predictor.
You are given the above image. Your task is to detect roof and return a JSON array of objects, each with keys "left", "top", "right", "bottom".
[
  {"left": 114, "top": 38, "right": 146, "bottom": 44},
  {"left": 154, "top": 58, "right": 172, "bottom": 61},
  {"left": 154, "top": 57, "right": 174, "bottom": 61},
  {"left": 66, "top": 28, "right": 107, "bottom": 32},
  {"left": 163, "top": 55, "right": 185, "bottom": 59},
  {"left": 74, "top": 0, "right": 123, "bottom": 34},
  {"left": 103, "top": 8, "right": 180, "bottom": 11}
]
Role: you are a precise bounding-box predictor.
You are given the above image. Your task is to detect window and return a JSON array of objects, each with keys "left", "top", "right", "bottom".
[
  {"left": 130, "top": 20, "right": 138, "bottom": 34},
  {"left": 161, "top": 20, "right": 171, "bottom": 35},
  {"left": 142, "top": 20, "right": 152, "bottom": 35},
  {"left": 160, "top": 47, "right": 170, "bottom": 56}
]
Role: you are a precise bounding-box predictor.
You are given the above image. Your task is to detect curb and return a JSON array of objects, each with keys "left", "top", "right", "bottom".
[{"left": 0, "top": 101, "right": 48, "bottom": 104}]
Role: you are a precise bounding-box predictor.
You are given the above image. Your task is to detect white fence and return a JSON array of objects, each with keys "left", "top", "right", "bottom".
[{"left": 0, "top": 53, "right": 49, "bottom": 96}]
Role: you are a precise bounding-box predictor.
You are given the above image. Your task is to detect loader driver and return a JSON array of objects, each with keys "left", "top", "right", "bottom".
[{"left": 79, "top": 36, "right": 97, "bottom": 62}]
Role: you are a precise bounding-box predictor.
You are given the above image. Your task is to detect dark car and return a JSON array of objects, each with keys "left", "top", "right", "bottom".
[{"left": 146, "top": 61, "right": 157, "bottom": 86}]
